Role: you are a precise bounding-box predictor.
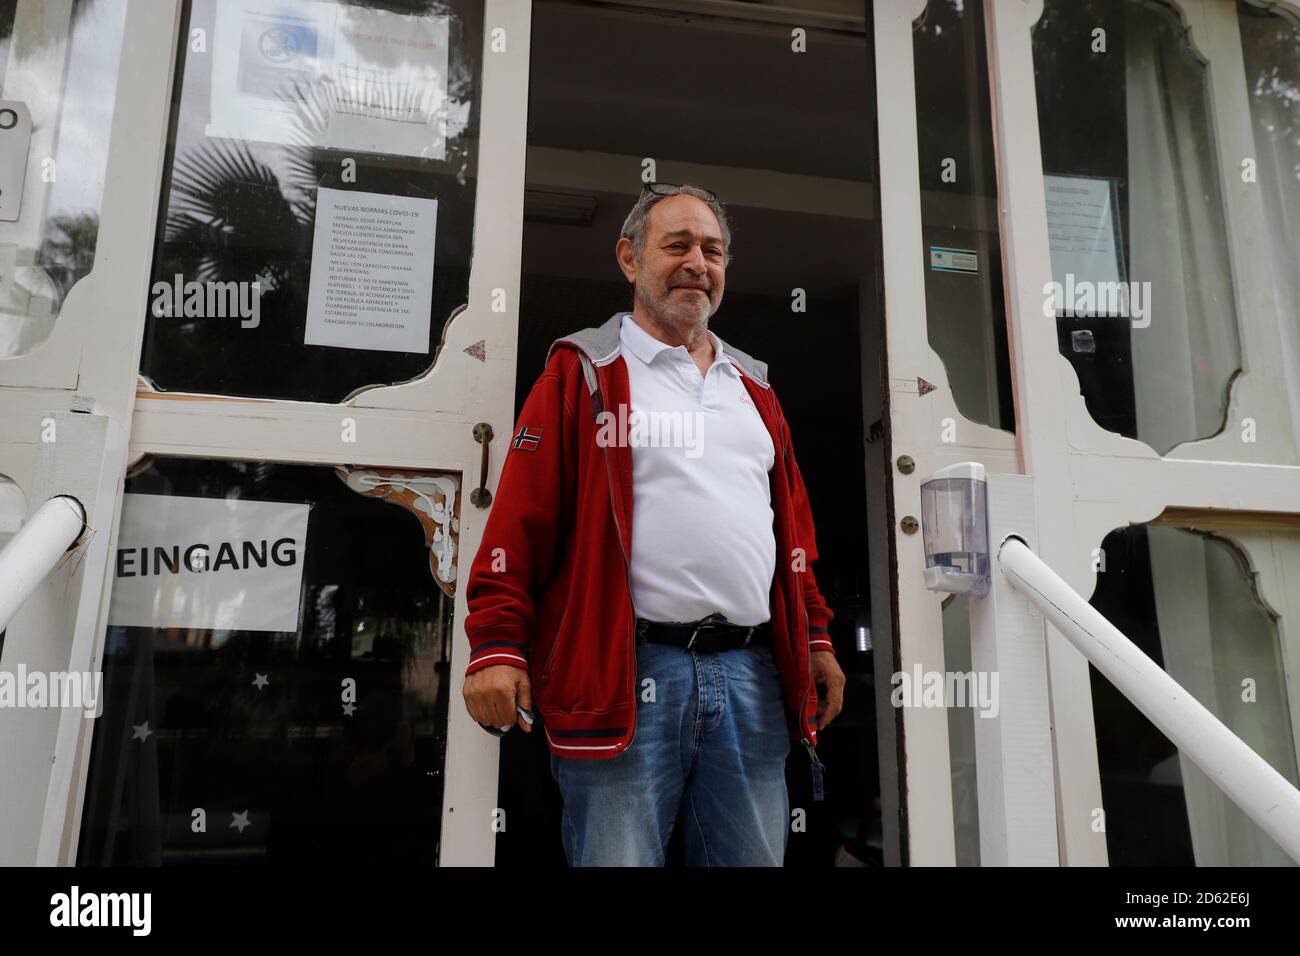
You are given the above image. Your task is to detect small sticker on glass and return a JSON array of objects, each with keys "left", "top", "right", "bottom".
[{"left": 929, "top": 246, "right": 979, "bottom": 274}]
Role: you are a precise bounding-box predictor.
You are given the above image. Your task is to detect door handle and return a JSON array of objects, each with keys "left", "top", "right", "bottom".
[{"left": 470, "top": 422, "right": 494, "bottom": 508}]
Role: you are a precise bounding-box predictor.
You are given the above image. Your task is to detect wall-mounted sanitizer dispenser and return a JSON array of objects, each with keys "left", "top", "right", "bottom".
[{"left": 920, "top": 462, "right": 991, "bottom": 598}]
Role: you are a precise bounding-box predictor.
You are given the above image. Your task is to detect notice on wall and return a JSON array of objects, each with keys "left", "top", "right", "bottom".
[
  {"left": 206, "top": 0, "right": 451, "bottom": 159},
  {"left": 1044, "top": 174, "right": 1124, "bottom": 309},
  {"left": 304, "top": 186, "right": 437, "bottom": 353},
  {"left": 107, "top": 495, "right": 311, "bottom": 633}
]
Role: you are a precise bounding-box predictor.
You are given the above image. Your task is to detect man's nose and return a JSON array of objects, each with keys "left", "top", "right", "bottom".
[{"left": 680, "top": 244, "right": 708, "bottom": 275}]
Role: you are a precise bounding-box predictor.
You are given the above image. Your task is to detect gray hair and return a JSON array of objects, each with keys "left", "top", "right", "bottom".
[{"left": 619, "top": 184, "right": 733, "bottom": 267}]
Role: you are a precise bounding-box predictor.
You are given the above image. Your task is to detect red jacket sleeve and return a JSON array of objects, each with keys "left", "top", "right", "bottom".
[
  {"left": 462, "top": 349, "right": 580, "bottom": 676},
  {"left": 772, "top": 386, "right": 836, "bottom": 656}
]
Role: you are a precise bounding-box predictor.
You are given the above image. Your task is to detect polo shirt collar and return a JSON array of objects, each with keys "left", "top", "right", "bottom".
[{"left": 619, "top": 312, "right": 731, "bottom": 373}]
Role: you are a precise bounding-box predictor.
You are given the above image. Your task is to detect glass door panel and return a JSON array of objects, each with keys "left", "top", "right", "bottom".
[{"left": 78, "top": 456, "right": 456, "bottom": 865}]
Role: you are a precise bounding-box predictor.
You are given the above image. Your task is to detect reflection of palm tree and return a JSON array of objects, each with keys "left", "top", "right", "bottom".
[
  {"left": 163, "top": 138, "right": 314, "bottom": 298},
  {"left": 157, "top": 68, "right": 474, "bottom": 327}
]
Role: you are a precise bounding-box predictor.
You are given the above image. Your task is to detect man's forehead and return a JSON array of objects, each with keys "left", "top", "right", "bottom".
[
  {"left": 658, "top": 226, "right": 724, "bottom": 244},
  {"left": 647, "top": 198, "right": 724, "bottom": 244}
]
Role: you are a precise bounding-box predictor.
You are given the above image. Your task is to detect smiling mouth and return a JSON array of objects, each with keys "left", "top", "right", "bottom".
[{"left": 673, "top": 286, "right": 707, "bottom": 293}]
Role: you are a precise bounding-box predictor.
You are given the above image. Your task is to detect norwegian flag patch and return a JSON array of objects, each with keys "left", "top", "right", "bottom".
[{"left": 512, "top": 426, "right": 544, "bottom": 452}]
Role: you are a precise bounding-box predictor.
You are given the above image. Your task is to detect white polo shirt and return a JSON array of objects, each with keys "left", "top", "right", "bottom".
[{"left": 618, "top": 313, "right": 776, "bottom": 627}]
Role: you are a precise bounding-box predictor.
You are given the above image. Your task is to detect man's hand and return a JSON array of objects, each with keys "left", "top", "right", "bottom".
[
  {"left": 464, "top": 665, "right": 534, "bottom": 733},
  {"left": 812, "top": 651, "right": 845, "bottom": 731}
]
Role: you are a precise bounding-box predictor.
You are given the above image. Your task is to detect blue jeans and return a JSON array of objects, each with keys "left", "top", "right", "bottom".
[{"left": 549, "top": 635, "right": 792, "bottom": 866}]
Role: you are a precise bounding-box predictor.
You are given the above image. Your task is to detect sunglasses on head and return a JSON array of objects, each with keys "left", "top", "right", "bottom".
[{"left": 638, "top": 181, "right": 719, "bottom": 203}]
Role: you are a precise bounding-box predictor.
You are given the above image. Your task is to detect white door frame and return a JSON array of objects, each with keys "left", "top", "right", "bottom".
[
  {"left": 0, "top": 0, "right": 185, "bottom": 867},
  {"left": 0, "top": 0, "right": 533, "bottom": 867},
  {"left": 872, "top": 0, "right": 1020, "bottom": 866},
  {"left": 986, "top": 0, "right": 1300, "bottom": 865}
]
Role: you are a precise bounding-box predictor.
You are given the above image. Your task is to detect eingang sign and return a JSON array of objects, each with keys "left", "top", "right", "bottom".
[{"left": 107, "top": 494, "right": 311, "bottom": 632}]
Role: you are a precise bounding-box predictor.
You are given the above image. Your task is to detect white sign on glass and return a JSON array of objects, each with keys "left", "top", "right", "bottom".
[
  {"left": 304, "top": 186, "right": 438, "bottom": 353},
  {"left": 928, "top": 246, "right": 979, "bottom": 275},
  {"left": 108, "top": 495, "right": 311, "bottom": 633},
  {"left": 1043, "top": 174, "right": 1127, "bottom": 317},
  {"left": 206, "top": 0, "right": 451, "bottom": 160}
]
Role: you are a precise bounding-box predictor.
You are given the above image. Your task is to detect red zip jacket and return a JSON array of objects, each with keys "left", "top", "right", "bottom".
[{"left": 464, "top": 311, "right": 835, "bottom": 787}]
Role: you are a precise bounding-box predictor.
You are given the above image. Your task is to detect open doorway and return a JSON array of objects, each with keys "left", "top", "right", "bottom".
[{"left": 494, "top": 0, "right": 887, "bottom": 867}]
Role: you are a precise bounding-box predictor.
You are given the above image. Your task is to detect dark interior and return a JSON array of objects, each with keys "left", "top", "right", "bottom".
[{"left": 491, "top": 0, "right": 884, "bottom": 868}]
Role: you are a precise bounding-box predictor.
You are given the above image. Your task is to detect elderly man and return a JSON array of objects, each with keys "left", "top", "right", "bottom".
[{"left": 462, "top": 182, "right": 845, "bottom": 866}]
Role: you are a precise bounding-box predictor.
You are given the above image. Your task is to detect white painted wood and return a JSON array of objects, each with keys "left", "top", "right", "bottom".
[
  {"left": 63, "top": 0, "right": 530, "bottom": 867},
  {"left": 7, "top": 0, "right": 1297, "bottom": 871},
  {"left": 986, "top": 0, "right": 1110, "bottom": 866},
  {"left": 76, "top": 0, "right": 531, "bottom": 868},
  {"left": 0, "top": 388, "right": 58, "bottom": 493},
  {"left": 875, "top": 0, "right": 1023, "bottom": 865},
  {"left": 989, "top": 0, "right": 1300, "bottom": 866},
  {"left": 434, "top": 0, "right": 533, "bottom": 867},
  {"left": 0, "top": 0, "right": 182, "bottom": 866},
  {"left": 1000, "top": 535, "right": 1300, "bottom": 863},
  {"left": 969, "top": 474, "right": 1058, "bottom": 865},
  {"left": 130, "top": 396, "right": 479, "bottom": 465},
  {"left": 0, "top": 411, "right": 127, "bottom": 866},
  {"left": 2, "top": 0, "right": 534, "bottom": 868},
  {"left": 874, "top": 0, "right": 956, "bottom": 866},
  {"left": 3, "top": 0, "right": 1015, "bottom": 868},
  {"left": 34, "top": 413, "right": 128, "bottom": 866}
]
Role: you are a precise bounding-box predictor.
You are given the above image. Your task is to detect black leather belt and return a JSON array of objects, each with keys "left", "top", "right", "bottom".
[{"left": 636, "top": 613, "right": 770, "bottom": 653}]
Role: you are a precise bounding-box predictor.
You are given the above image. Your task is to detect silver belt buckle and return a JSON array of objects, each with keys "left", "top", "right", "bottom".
[
  {"left": 687, "top": 623, "right": 704, "bottom": 650},
  {"left": 687, "top": 615, "right": 721, "bottom": 650},
  {"left": 691, "top": 614, "right": 746, "bottom": 652}
]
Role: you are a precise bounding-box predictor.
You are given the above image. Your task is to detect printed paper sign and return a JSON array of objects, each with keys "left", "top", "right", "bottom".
[
  {"left": 304, "top": 187, "right": 437, "bottom": 352},
  {"left": 1044, "top": 174, "right": 1124, "bottom": 303},
  {"left": 206, "top": 0, "right": 451, "bottom": 159},
  {"left": 108, "top": 495, "right": 311, "bottom": 633}
]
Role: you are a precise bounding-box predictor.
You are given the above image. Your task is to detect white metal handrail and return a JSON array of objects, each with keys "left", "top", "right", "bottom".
[
  {"left": 998, "top": 536, "right": 1300, "bottom": 863},
  {"left": 0, "top": 496, "right": 86, "bottom": 634}
]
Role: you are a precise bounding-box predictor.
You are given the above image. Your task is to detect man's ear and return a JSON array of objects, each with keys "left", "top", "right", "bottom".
[{"left": 615, "top": 237, "right": 638, "bottom": 284}]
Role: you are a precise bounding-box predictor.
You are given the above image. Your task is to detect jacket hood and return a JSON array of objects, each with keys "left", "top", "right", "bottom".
[{"left": 548, "top": 311, "right": 770, "bottom": 388}]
